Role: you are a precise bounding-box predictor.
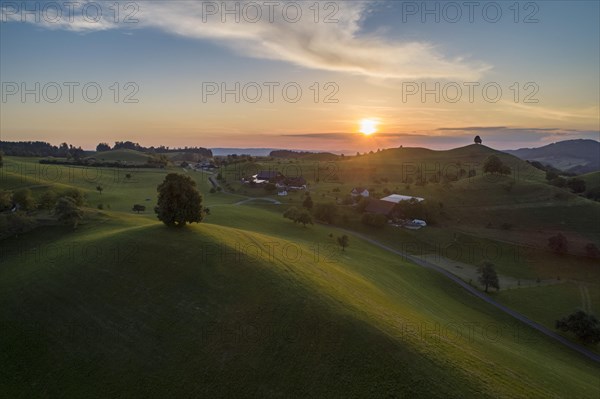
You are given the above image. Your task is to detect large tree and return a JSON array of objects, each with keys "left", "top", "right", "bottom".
[
  {"left": 483, "top": 155, "right": 511, "bottom": 175},
  {"left": 296, "top": 210, "right": 313, "bottom": 227},
  {"left": 155, "top": 173, "right": 204, "bottom": 227},
  {"left": 283, "top": 207, "right": 313, "bottom": 227},
  {"left": 55, "top": 196, "right": 83, "bottom": 229},
  {"left": 556, "top": 310, "right": 600, "bottom": 345},
  {"left": 477, "top": 262, "right": 500, "bottom": 293},
  {"left": 96, "top": 143, "right": 111, "bottom": 152}
]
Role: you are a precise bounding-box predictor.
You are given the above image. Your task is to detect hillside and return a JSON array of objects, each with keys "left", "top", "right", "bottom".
[
  {"left": 89, "top": 149, "right": 155, "bottom": 164},
  {"left": 505, "top": 139, "right": 600, "bottom": 174},
  {"left": 579, "top": 171, "right": 600, "bottom": 190},
  {"left": 1, "top": 154, "right": 599, "bottom": 397},
  {"left": 1, "top": 210, "right": 599, "bottom": 397}
]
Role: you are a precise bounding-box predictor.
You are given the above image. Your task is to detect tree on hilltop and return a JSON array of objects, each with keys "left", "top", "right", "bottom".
[{"left": 155, "top": 173, "right": 204, "bottom": 227}]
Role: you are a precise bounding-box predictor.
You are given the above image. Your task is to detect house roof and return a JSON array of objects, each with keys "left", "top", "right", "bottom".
[
  {"left": 380, "top": 194, "right": 424, "bottom": 203},
  {"left": 256, "top": 170, "right": 283, "bottom": 180},
  {"left": 351, "top": 187, "right": 368, "bottom": 193},
  {"left": 365, "top": 199, "right": 396, "bottom": 216}
]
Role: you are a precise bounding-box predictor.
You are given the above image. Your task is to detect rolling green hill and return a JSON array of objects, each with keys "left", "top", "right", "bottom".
[
  {"left": 89, "top": 149, "right": 155, "bottom": 164},
  {"left": 505, "top": 139, "right": 600, "bottom": 175},
  {"left": 1, "top": 153, "right": 599, "bottom": 397},
  {"left": 1, "top": 212, "right": 599, "bottom": 398}
]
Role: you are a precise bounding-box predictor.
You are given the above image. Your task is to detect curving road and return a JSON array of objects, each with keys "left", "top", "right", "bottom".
[{"left": 337, "top": 228, "right": 600, "bottom": 364}]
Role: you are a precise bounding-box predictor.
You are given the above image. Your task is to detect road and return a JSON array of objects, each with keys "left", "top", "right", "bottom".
[{"left": 336, "top": 227, "right": 600, "bottom": 364}]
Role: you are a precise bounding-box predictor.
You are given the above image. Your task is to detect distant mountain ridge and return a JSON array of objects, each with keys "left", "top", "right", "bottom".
[{"left": 504, "top": 139, "right": 600, "bottom": 174}]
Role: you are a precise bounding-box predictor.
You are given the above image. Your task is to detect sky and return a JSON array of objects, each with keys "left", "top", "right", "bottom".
[{"left": 1, "top": 0, "right": 599, "bottom": 152}]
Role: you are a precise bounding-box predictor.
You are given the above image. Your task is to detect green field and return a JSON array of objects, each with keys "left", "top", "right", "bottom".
[
  {"left": 1, "top": 150, "right": 599, "bottom": 398},
  {"left": 89, "top": 149, "right": 155, "bottom": 164}
]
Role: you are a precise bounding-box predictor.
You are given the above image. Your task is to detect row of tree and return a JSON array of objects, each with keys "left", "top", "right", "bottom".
[
  {"left": 0, "top": 141, "right": 85, "bottom": 159},
  {"left": 99, "top": 141, "right": 213, "bottom": 157}
]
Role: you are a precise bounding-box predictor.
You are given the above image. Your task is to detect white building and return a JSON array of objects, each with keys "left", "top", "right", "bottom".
[{"left": 380, "top": 194, "right": 424, "bottom": 203}]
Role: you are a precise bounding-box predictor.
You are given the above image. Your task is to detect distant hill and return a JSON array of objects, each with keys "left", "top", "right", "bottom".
[
  {"left": 504, "top": 139, "right": 600, "bottom": 174},
  {"left": 270, "top": 150, "right": 338, "bottom": 161},
  {"left": 211, "top": 148, "right": 280, "bottom": 156},
  {"left": 89, "top": 149, "right": 154, "bottom": 164}
]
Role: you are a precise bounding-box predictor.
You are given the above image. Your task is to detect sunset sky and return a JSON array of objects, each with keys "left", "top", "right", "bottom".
[{"left": 1, "top": 1, "right": 599, "bottom": 152}]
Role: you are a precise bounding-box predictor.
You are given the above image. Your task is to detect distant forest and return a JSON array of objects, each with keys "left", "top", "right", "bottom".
[
  {"left": 270, "top": 150, "right": 339, "bottom": 161},
  {"left": 100, "top": 141, "right": 212, "bottom": 157},
  {"left": 0, "top": 141, "right": 212, "bottom": 158},
  {"left": 0, "top": 141, "right": 85, "bottom": 159}
]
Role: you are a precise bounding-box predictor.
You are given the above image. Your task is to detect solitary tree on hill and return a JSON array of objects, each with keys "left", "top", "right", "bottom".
[
  {"left": 155, "top": 173, "right": 204, "bottom": 227},
  {"left": 96, "top": 185, "right": 103, "bottom": 195},
  {"left": 132, "top": 204, "right": 146, "bottom": 214},
  {"left": 478, "top": 262, "right": 500, "bottom": 293},
  {"left": 474, "top": 135, "right": 482, "bottom": 144},
  {"left": 337, "top": 235, "right": 349, "bottom": 251}
]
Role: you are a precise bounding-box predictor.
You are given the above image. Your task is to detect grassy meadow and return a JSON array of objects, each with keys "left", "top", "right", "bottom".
[{"left": 1, "top": 147, "right": 599, "bottom": 397}]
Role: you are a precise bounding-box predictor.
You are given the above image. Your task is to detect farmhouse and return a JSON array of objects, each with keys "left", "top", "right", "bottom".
[
  {"left": 380, "top": 194, "right": 424, "bottom": 203},
  {"left": 365, "top": 199, "right": 396, "bottom": 217},
  {"left": 351, "top": 187, "right": 369, "bottom": 197},
  {"left": 285, "top": 176, "right": 307, "bottom": 190},
  {"left": 254, "top": 170, "right": 284, "bottom": 183}
]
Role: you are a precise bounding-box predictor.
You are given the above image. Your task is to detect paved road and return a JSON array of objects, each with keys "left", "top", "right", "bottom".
[{"left": 337, "top": 228, "right": 600, "bottom": 364}]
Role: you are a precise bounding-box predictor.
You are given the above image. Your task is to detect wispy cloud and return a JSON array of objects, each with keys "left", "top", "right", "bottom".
[
  {"left": 283, "top": 127, "right": 600, "bottom": 150},
  {"left": 2, "top": 1, "right": 490, "bottom": 80},
  {"left": 499, "top": 101, "right": 600, "bottom": 122}
]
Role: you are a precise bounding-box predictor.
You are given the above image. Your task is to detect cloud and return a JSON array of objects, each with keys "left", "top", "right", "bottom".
[
  {"left": 435, "top": 126, "right": 600, "bottom": 147},
  {"left": 2, "top": 1, "right": 490, "bottom": 80},
  {"left": 499, "top": 101, "right": 600, "bottom": 122},
  {"left": 283, "top": 127, "right": 600, "bottom": 150}
]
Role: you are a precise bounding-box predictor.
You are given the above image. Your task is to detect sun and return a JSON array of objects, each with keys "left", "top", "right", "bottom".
[{"left": 359, "top": 118, "right": 379, "bottom": 136}]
